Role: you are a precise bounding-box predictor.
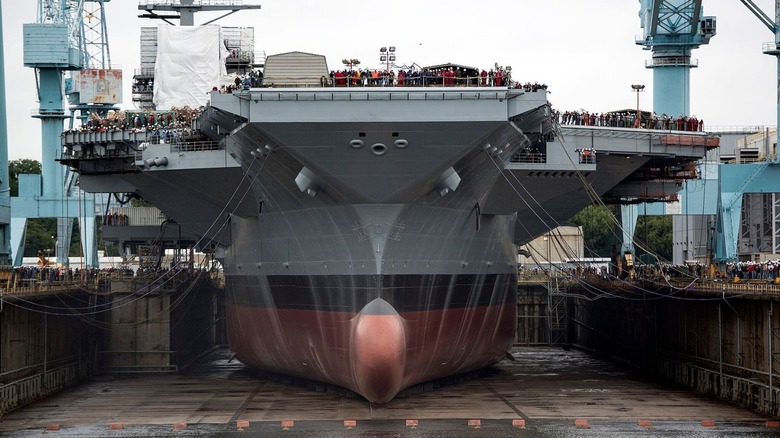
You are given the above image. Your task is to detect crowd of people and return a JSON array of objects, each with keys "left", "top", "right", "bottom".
[
  {"left": 522, "top": 261, "right": 724, "bottom": 283},
  {"left": 11, "top": 266, "right": 131, "bottom": 284},
  {"left": 329, "top": 66, "right": 516, "bottom": 87},
  {"left": 725, "top": 261, "right": 780, "bottom": 282},
  {"left": 218, "top": 65, "right": 551, "bottom": 91},
  {"left": 64, "top": 106, "right": 202, "bottom": 136},
  {"left": 62, "top": 107, "right": 206, "bottom": 156},
  {"left": 577, "top": 260, "right": 780, "bottom": 283},
  {"left": 213, "top": 71, "right": 264, "bottom": 93},
  {"left": 556, "top": 109, "right": 704, "bottom": 132}
]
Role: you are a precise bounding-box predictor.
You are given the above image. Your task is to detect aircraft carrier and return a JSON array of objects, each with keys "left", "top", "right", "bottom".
[{"left": 60, "top": 72, "right": 717, "bottom": 403}]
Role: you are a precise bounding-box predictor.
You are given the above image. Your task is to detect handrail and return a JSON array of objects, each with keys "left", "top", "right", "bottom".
[
  {"left": 169, "top": 140, "right": 222, "bottom": 152},
  {"left": 242, "top": 88, "right": 509, "bottom": 102},
  {"left": 0, "top": 282, "right": 91, "bottom": 298},
  {"left": 518, "top": 273, "right": 780, "bottom": 296},
  {"left": 707, "top": 125, "right": 774, "bottom": 134},
  {"left": 0, "top": 270, "right": 209, "bottom": 299},
  {"left": 138, "top": 0, "right": 254, "bottom": 6},
  {"left": 560, "top": 125, "right": 717, "bottom": 141}
]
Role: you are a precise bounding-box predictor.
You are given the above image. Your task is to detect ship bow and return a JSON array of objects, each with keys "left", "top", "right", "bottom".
[{"left": 352, "top": 298, "right": 406, "bottom": 404}]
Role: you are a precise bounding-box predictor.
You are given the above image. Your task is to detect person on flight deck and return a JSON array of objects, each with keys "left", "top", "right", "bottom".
[
  {"left": 488, "top": 69, "right": 495, "bottom": 86},
  {"left": 523, "top": 146, "right": 532, "bottom": 162},
  {"left": 480, "top": 69, "right": 487, "bottom": 86}
]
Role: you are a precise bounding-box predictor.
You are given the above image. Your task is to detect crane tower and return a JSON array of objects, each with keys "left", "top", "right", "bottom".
[
  {"left": 15, "top": 0, "right": 103, "bottom": 267},
  {"left": 0, "top": 4, "right": 12, "bottom": 264},
  {"left": 638, "top": 0, "right": 716, "bottom": 117}
]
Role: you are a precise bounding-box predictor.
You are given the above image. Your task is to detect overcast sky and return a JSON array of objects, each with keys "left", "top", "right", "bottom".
[{"left": 1, "top": 0, "right": 777, "bottom": 161}]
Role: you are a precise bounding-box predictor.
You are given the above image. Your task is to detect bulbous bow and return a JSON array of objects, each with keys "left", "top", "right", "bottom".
[{"left": 351, "top": 298, "right": 406, "bottom": 404}]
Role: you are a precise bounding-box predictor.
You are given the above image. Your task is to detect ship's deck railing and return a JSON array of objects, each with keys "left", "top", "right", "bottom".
[
  {"left": 169, "top": 140, "right": 222, "bottom": 152},
  {"left": 61, "top": 129, "right": 155, "bottom": 146},
  {"left": 706, "top": 125, "right": 775, "bottom": 134},
  {"left": 134, "top": 68, "right": 155, "bottom": 77},
  {"left": 520, "top": 272, "right": 780, "bottom": 297},
  {"left": 257, "top": 73, "right": 523, "bottom": 88},
  {"left": 138, "top": 0, "right": 257, "bottom": 7},
  {"left": 512, "top": 153, "right": 546, "bottom": 164},
  {"left": 513, "top": 147, "right": 595, "bottom": 165},
  {"left": 239, "top": 88, "right": 510, "bottom": 102},
  {"left": 0, "top": 281, "right": 89, "bottom": 298},
  {"left": 560, "top": 125, "right": 719, "bottom": 146},
  {"left": 0, "top": 269, "right": 209, "bottom": 299},
  {"left": 131, "top": 140, "right": 222, "bottom": 163},
  {"left": 60, "top": 127, "right": 219, "bottom": 158},
  {"left": 561, "top": 125, "right": 687, "bottom": 140},
  {"left": 326, "top": 76, "right": 509, "bottom": 88}
]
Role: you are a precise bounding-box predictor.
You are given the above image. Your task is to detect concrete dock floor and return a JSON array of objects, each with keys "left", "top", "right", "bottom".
[{"left": 1, "top": 347, "right": 777, "bottom": 437}]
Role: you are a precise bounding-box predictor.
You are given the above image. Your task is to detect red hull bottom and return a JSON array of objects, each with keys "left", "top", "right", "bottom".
[{"left": 226, "top": 300, "right": 516, "bottom": 403}]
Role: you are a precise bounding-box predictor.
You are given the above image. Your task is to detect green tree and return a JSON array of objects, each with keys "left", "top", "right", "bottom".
[
  {"left": 130, "top": 197, "right": 152, "bottom": 207},
  {"left": 635, "top": 215, "right": 673, "bottom": 262},
  {"left": 569, "top": 204, "right": 622, "bottom": 258},
  {"left": 9, "top": 159, "right": 42, "bottom": 197},
  {"left": 70, "top": 219, "right": 82, "bottom": 257},
  {"left": 571, "top": 204, "right": 674, "bottom": 263},
  {"left": 22, "top": 218, "right": 86, "bottom": 258},
  {"left": 24, "top": 218, "right": 56, "bottom": 257}
]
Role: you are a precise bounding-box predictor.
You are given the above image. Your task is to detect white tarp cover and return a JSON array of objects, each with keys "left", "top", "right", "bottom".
[{"left": 153, "top": 25, "right": 226, "bottom": 110}]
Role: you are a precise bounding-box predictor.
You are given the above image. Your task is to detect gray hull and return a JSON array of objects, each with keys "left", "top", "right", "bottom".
[{"left": 225, "top": 204, "right": 517, "bottom": 403}]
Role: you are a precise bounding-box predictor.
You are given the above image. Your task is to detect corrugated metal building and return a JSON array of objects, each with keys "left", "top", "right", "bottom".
[{"left": 262, "top": 51, "right": 329, "bottom": 87}]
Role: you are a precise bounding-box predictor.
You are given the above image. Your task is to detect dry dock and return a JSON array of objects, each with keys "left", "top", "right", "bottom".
[{"left": 0, "top": 347, "right": 776, "bottom": 437}]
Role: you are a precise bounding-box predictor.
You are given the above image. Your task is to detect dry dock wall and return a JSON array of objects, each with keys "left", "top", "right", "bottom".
[
  {"left": 563, "top": 282, "right": 780, "bottom": 417},
  {"left": 0, "top": 292, "right": 95, "bottom": 415},
  {"left": 0, "top": 272, "right": 224, "bottom": 417},
  {"left": 98, "top": 273, "right": 224, "bottom": 373},
  {"left": 516, "top": 279, "right": 573, "bottom": 346}
]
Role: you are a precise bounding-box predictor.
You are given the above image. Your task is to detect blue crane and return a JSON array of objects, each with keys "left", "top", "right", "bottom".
[
  {"left": 13, "top": 0, "right": 104, "bottom": 267},
  {"left": 637, "top": 0, "right": 716, "bottom": 117},
  {"left": 633, "top": 1, "right": 780, "bottom": 264},
  {"left": 740, "top": 0, "right": 780, "bottom": 164},
  {"left": 619, "top": 1, "right": 716, "bottom": 259},
  {"left": 711, "top": 1, "right": 780, "bottom": 263},
  {"left": 0, "top": 4, "right": 13, "bottom": 264}
]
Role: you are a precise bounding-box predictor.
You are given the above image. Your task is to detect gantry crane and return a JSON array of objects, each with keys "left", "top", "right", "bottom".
[
  {"left": 13, "top": 0, "right": 105, "bottom": 267},
  {"left": 69, "top": 0, "right": 118, "bottom": 125},
  {"left": 620, "top": 1, "right": 717, "bottom": 258},
  {"left": 633, "top": 1, "right": 780, "bottom": 264},
  {"left": 711, "top": 1, "right": 780, "bottom": 263},
  {"left": 0, "top": 4, "right": 13, "bottom": 265}
]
